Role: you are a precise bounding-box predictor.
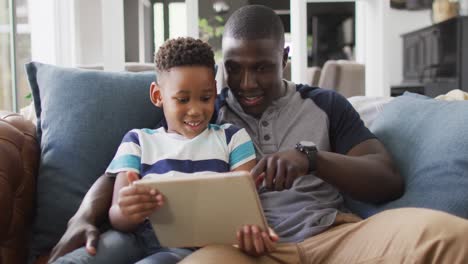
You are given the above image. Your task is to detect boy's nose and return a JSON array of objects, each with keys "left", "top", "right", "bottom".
[{"left": 187, "top": 104, "right": 202, "bottom": 116}]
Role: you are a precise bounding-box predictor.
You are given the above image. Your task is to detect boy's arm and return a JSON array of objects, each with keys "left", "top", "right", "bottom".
[
  {"left": 109, "top": 171, "right": 163, "bottom": 232},
  {"left": 228, "top": 127, "right": 257, "bottom": 174},
  {"left": 49, "top": 174, "right": 115, "bottom": 263},
  {"left": 232, "top": 159, "right": 256, "bottom": 172},
  {"left": 235, "top": 160, "right": 279, "bottom": 257}
]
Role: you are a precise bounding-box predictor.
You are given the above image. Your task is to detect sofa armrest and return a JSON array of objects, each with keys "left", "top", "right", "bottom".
[{"left": 0, "top": 111, "right": 39, "bottom": 264}]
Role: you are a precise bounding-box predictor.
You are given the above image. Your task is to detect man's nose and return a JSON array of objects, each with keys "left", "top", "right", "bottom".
[{"left": 240, "top": 70, "right": 257, "bottom": 90}]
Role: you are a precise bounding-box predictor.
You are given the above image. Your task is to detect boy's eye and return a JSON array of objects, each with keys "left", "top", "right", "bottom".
[
  {"left": 201, "top": 95, "right": 212, "bottom": 102},
  {"left": 176, "top": 97, "right": 189, "bottom": 103}
]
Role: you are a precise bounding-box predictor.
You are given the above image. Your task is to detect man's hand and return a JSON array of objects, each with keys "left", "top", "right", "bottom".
[
  {"left": 48, "top": 174, "right": 115, "bottom": 263},
  {"left": 251, "top": 149, "right": 309, "bottom": 191},
  {"left": 236, "top": 225, "right": 279, "bottom": 257},
  {"left": 48, "top": 216, "right": 99, "bottom": 263},
  {"left": 112, "top": 172, "right": 164, "bottom": 227}
]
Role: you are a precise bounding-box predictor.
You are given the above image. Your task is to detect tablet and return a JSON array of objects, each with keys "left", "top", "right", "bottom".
[{"left": 134, "top": 171, "right": 268, "bottom": 248}]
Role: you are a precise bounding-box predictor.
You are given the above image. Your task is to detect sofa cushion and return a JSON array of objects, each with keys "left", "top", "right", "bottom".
[
  {"left": 25, "top": 62, "right": 163, "bottom": 258},
  {"left": 345, "top": 92, "right": 468, "bottom": 218}
]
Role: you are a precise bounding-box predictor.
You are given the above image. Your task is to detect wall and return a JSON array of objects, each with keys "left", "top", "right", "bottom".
[
  {"left": 74, "top": 0, "right": 102, "bottom": 66},
  {"left": 29, "top": 0, "right": 58, "bottom": 64}
]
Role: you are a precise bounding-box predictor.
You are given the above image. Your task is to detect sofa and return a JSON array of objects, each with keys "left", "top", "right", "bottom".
[{"left": 1, "top": 62, "right": 468, "bottom": 264}]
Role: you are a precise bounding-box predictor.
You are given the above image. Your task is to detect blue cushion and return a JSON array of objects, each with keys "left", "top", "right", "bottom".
[
  {"left": 346, "top": 93, "right": 468, "bottom": 218},
  {"left": 26, "top": 62, "right": 163, "bottom": 258}
]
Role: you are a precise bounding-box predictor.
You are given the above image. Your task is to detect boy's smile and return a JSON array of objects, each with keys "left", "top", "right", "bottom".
[{"left": 151, "top": 66, "right": 216, "bottom": 139}]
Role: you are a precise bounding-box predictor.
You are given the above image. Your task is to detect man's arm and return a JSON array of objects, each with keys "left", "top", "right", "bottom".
[
  {"left": 251, "top": 138, "right": 403, "bottom": 204},
  {"left": 316, "top": 138, "right": 403, "bottom": 204},
  {"left": 48, "top": 174, "right": 114, "bottom": 263}
]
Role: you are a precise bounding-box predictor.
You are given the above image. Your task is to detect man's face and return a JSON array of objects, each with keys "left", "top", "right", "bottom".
[
  {"left": 151, "top": 66, "right": 216, "bottom": 139},
  {"left": 222, "top": 38, "right": 287, "bottom": 118}
]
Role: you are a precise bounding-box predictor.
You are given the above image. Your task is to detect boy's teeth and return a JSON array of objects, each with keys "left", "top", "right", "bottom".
[{"left": 186, "top": 121, "right": 201, "bottom": 126}]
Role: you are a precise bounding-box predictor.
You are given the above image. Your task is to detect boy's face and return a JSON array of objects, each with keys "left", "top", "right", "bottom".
[
  {"left": 222, "top": 37, "right": 288, "bottom": 118},
  {"left": 151, "top": 66, "right": 216, "bottom": 139}
]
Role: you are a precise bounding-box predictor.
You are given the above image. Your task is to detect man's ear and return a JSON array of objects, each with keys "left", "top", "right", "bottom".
[
  {"left": 150, "top": 82, "right": 163, "bottom": 107},
  {"left": 282, "top": 46, "right": 290, "bottom": 69}
]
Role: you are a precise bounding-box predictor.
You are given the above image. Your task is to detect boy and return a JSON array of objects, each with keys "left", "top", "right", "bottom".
[{"left": 106, "top": 37, "right": 257, "bottom": 263}]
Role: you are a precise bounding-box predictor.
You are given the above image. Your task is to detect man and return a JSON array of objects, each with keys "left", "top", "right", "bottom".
[{"left": 50, "top": 5, "right": 468, "bottom": 264}]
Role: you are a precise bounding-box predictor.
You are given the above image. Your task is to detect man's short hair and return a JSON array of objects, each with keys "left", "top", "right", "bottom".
[
  {"left": 223, "top": 5, "right": 285, "bottom": 48},
  {"left": 154, "top": 37, "right": 215, "bottom": 74}
]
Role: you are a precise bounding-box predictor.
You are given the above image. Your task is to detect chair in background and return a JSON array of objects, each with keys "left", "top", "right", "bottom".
[
  {"left": 306, "top": 67, "right": 321, "bottom": 87},
  {"left": 318, "top": 60, "right": 365, "bottom": 98}
]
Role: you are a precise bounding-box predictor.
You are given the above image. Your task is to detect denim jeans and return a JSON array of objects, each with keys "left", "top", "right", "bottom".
[{"left": 53, "top": 221, "right": 194, "bottom": 264}]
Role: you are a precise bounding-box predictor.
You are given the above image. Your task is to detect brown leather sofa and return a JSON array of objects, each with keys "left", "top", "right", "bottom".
[{"left": 0, "top": 111, "right": 39, "bottom": 264}]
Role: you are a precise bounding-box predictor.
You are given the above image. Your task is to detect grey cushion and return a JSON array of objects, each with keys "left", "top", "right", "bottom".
[
  {"left": 26, "top": 62, "right": 163, "bottom": 257},
  {"left": 346, "top": 93, "right": 468, "bottom": 218}
]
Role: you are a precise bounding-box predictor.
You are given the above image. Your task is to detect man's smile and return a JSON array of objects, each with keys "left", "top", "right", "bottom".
[
  {"left": 236, "top": 91, "right": 266, "bottom": 107},
  {"left": 239, "top": 95, "right": 265, "bottom": 106}
]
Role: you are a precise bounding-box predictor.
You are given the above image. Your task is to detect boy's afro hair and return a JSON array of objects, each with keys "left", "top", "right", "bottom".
[{"left": 154, "top": 37, "right": 215, "bottom": 73}]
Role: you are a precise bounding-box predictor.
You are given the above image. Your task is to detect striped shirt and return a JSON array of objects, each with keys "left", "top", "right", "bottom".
[{"left": 106, "top": 123, "right": 256, "bottom": 179}]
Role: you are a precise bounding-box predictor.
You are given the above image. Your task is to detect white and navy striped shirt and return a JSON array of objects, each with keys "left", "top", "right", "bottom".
[{"left": 106, "top": 123, "right": 256, "bottom": 179}]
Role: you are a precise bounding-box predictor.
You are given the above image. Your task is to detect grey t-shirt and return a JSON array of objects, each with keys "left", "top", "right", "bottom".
[{"left": 216, "top": 81, "right": 375, "bottom": 242}]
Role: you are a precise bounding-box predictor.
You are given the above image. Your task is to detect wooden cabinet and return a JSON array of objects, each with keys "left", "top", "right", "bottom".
[{"left": 391, "top": 16, "right": 468, "bottom": 97}]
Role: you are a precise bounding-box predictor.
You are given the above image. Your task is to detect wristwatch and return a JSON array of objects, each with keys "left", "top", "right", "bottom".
[{"left": 295, "top": 141, "right": 318, "bottom": 173}]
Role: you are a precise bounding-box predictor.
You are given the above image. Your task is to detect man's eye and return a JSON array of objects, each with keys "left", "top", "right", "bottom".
[
  {"left": 226, "top": 64, "right": 239, "bottom": 73},
  {"left": 257, "top": 65, "right": 270, "bottom": 72}
]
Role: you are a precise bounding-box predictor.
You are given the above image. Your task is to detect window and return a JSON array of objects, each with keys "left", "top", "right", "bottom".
[
  {"left": 153, "top": 0, "right": 187, "bottom": 53},
  {"left": 0, "top": 0, "right": 31, "bottom": 112},
  {"left": 123, "top": 0, "right": 188, "bottom": 63}
]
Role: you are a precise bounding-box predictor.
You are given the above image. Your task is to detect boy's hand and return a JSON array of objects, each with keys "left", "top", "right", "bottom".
[
  {"left": 236, "top": 225, "right": 279, "bottom": 257},
  {"left": 117, "top": 171, "right": 164, "bottom": 225}
]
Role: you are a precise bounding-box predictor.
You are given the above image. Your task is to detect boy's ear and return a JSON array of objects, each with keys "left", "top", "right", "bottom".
[{"left": 150, "top": 82, "right": 163, "bottom": 107}]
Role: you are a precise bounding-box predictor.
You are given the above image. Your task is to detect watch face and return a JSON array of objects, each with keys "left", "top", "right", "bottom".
[{"left": 299, "top": 141, "right": 316, "bottom": 148}]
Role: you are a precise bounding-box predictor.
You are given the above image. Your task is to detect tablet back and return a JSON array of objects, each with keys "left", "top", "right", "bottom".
[{"left": 135, "top": 171, "right": 267, "bottom": 247}]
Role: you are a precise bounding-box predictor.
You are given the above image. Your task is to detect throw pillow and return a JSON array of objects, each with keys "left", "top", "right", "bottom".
[
  {"left": 26, "top": 62, "right": 163, "bottom": 258},
  {"left": 345, "top": 93, "right": 468, "bottom": 218}
]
